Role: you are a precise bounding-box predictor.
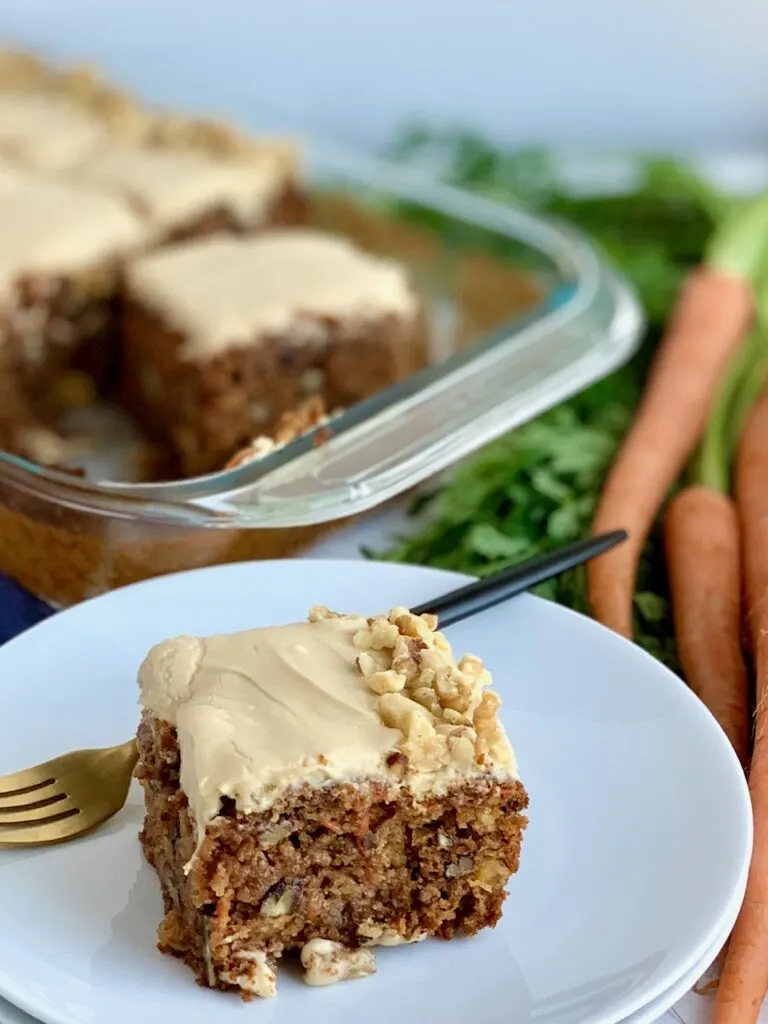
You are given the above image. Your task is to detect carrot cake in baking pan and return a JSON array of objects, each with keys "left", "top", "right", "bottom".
[
  {"left": 122, "top": 229, "right": 428, "bottom": 476},
  {"left": 135, "top": 606, "right": 528, "bottom": 998},
  {"left": 0, "top": 48, "right": 537, "bottom": 490}
]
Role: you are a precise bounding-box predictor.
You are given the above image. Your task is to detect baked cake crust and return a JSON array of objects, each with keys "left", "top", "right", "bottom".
[{"left": 135, "top": 606, "right": 528, "bottom": 997}]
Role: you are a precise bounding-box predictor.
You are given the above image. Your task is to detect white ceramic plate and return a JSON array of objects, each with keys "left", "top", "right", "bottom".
[
  {"left": 0, "top": 560, "right": 752, "bottom": 1024},
  {"left": 0, "top": 914, "right": 732, "bottom": 1024},
  {"left": 0, "top": 891, "right": 732, "bottom": 1024},
  {"left": 620, "top": 881, "right": 738, "bottom": 1024}
]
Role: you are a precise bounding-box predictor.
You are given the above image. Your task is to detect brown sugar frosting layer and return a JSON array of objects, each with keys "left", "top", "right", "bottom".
[
  {"left": 0, "top": 178, "right": 145, "bottom": 299},
  {"left": 125, "top": 228, "right": 418, "bottom": 356},
  {"left": 137, "top": 607, "right": 519, "bottom": 839},
  {"left": 70, "top": 144, "right": 292, "bottom": 235}
]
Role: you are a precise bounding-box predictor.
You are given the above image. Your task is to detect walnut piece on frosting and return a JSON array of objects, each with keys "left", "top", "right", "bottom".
[
  {"left": 300, "top": 939, "right": 376, "bottom": 987},
  {"left": 305, "top": 605, "right": 514, "bottom": 776},
  {"left": 356, "top": 606, "right": 511, "bottom": 772}
]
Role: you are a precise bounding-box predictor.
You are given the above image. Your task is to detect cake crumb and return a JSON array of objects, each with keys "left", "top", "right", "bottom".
[
  {"left": 219, "top": 950, "right": 276, "bottom": 998},
  {"left": 300, "top": 939, "right": 376, "bottom": 987}
]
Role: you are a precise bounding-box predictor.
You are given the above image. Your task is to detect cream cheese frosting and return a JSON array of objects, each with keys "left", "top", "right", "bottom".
[
  {"left": 125, "top": 229, "right": 417, "bottom": 357},
  {"left": 139, "top": 617, "right": 398, "bottom": 834},
  {"left": 137, "top": 608, "right": 518, "bottom": 846},
  {"left": 0, "top": 179, "right": 146, "bottom": 299},
  {"left": 0, "top": 92, "right": 107, "bottom": 170},
  {"left": 71, "top": 144, "right": 287, "bottom": 234}
]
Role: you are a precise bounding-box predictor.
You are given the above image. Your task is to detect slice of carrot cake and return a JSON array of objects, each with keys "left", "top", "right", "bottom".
[
  {"left": 0, "top": 176, "right": 145, "bottom": 452},
  {"left": 121, "top": 229, "right": 428, "bottom": 475},
  {"left": 71, "top": 143, "right": 303, "bottom": 243},
  {"left": 135, "top": 606, "right": 528, "bottom": 998}
]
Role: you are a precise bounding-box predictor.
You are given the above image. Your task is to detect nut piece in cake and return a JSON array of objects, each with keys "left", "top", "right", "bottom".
[
  {"left": 224, "top": 397, "right": 333, "bottom": 469},
  {"left": 71, "top": 143, "right": 303, "bottom": 243},
  {"left": 122, "top": 229, "right": 429, "bottom": 476},
  {"left": 0, "top": 92, "right": 108, "bottom": 170},
  {"left": 0, "top": 178, "right": 145, "bottom": 428},
  {"left": 135, "top": 607, "right": 528, "bottom": 998}
]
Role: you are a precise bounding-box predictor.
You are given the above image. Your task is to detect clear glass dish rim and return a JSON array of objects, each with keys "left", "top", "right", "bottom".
[{"left": 0, "top": 146, "right": 625, "bottom": 527}]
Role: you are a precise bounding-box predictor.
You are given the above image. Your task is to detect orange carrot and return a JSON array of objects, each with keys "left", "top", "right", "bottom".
[
  {"left": 663, "top": 486, "right": 750, "bottom": 767},
  {"left": 588, "top": 267, "right": 752, "bottom": 637},
  {"left": 715, "top": 394, "right": 768, "bottom": 1024}
]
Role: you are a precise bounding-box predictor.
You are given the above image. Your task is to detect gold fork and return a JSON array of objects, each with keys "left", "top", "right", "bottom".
[{"left": 0, "top": 740, "right": 138, "bottom": 847}]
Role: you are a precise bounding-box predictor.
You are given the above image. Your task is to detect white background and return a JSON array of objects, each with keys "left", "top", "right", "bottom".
[{"left": 1, "top": 0, "right": 767, "bottom": 153}]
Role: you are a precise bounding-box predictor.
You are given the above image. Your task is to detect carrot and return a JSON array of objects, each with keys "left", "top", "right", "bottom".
[
  {"left": 587, "top": 188, "right": 768, "bottom": 638},
  {"left": 715, "top": 393, "right": 768, "bottom": 1024},
  {"left": 662, "top": 333, "right": 759, "bottom": 767},
  {"left": 664, "top": 487, "right": 749, "bottom": 765},
  {"left": 589, "top": 266, "right": 752, "bottom": 636},
  {"left": 732, "top": 355, "right": 768, "bottom": 624}
]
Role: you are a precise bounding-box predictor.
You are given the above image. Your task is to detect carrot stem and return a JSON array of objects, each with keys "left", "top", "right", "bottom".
[
  {"left": 729, "top": 333, "right": 768, "bottom": 457},
  {"left": 707, "top": 192, "right": 768, "bottom": 282},
  {"left": 696, "top": 336, "right": 755, "bottom": 492}
]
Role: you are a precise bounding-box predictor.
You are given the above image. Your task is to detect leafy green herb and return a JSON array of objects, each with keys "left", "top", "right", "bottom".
[{"left": 374, "top": 129, "right": 730, "bottom": 669}]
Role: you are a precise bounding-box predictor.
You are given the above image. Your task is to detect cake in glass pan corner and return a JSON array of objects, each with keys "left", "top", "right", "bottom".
[{"left": 134, "top": 604, "right": 528, "bottom": 998}]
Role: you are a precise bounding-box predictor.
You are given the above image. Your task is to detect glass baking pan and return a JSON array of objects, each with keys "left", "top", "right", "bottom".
[{"left": 0, "top": 137, "right": 644, "bottom": 606}]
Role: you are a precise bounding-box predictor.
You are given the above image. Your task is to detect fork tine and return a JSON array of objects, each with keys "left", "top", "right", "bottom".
[
  {"left": 0, "top": 769, "right": 56, "bottom": 798},
  {"left": 0, "top": 796, "right": 77, "bottom": 825},
  {"left": 0, "top": 809, "right": 97, "bottom": 847},
  {"left": 0, "top": 788, "right": 64, "bottom": 811}
]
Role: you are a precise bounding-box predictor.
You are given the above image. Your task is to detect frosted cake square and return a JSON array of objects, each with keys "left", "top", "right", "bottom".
[{"left": 135, "top": 606, "right": 528, "bottom": 998}]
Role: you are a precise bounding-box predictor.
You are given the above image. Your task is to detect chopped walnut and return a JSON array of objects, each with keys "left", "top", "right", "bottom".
[
  {"left": 473, "top": 691, "right": 511, "bottom": 765},
  {"left": 458, "top": 653, "right": 484, "bottom": 677},
  {"left": 411, "top": 686, "right": 441, "bottom": 716},
  {"left": 358, "top": 921, "right": 428, "bottom": 946},
  {"left": 258, "top": 822, "right": 292, "bottom": 847},
  {"left": 378, "top": 692, "right": 433, "bottom": 735},
  {"left": 300, "top": 939, "right": 376, "bottom": 987},
  {"left": 224, "top": 398, "right": 334, "bottom": 470},
  {"left": 219, "top": 950, "right": 276, "bottom": 998},
  {"left": 447, "top": 734, "right": 475, "bottom": 767},
  {"left": 259, "top": 880, "right": 298, "bottom": 918},
  {"left": 341, "top": 603, "right": 514, "bottom": 775},
  {"left": 308, "top": 605, "right": 341, "bottom": 623},
  {"left": 225, "top": 437, "right": 276, "bottom": 469},
  {"left": 356, "top": 651, "right": 388, "bottom": 677},
  {"left": 446, "top": 856, "right": 475, "bottom": 878},
  {"left": 366, "top": 669, "right": 407, "bottom": 695},
  {"left": 354, "top": 618, "right": 400, "bottom": 651},
  {"left": 473, "top": 857, "right": 509, "bottom": 890}
]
